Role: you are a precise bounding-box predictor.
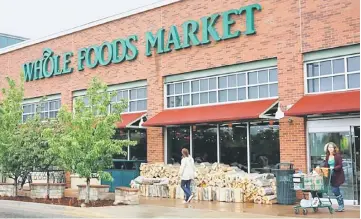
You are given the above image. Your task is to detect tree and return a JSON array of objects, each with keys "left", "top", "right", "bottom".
[
  {"left": 21, "top": 113, "right": 62, "bottom": 198},
  {"left": 0, "top": 77, "right": 28, "bottom": 195},
  {"left": 44, "top": 77, "right": 135, "bottom": 204}
]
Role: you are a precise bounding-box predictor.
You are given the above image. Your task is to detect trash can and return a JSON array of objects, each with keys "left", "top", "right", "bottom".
[{"left": 272, "top": 163, "right": 296, "bottom": 205}]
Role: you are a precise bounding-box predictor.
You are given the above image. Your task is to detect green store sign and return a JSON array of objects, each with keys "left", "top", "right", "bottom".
[{"left": 23, "top": 3, "right": 261, "bottom": 82}]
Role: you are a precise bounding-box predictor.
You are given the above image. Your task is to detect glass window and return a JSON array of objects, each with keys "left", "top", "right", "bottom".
[
  {"left": 209, "top": 91, "right": 217, "bottom": 103},
  {"left": 306, "top": 55, "right": 360, "bottom": 93},
  {"left": 175, "top": 83, "right": 182, "bottom": 94},
  {"left": 237, "top": 73, "right": 246, "bottom": 86},
  {"left": 129, "top": 129, "right": 147, "bottom": 161},
  {"left": 192, "top": 80, "right": 200, "bottom": 92},
  {"left": 333, "top": 75, "right": 345, "bottom": 90},
  {"left": 220, "top": 123, "right": 247, "bottom": 169},
  {"left": 137, "top": 88, "right": 147, "bottom": 99},
  {"left": 309, "top": 132, "right": 354, "bottom": 200},
  {"left": 228, "top": 89, "right": 237, "bottom": 101},
  {"left": 347, "top": 56, "right": 360, "bottom": 72},
  {"left": 269, "top": 69, "right": 278, "bottom": 82},
  {"left": 200, "top": 92, "right": 208, "bottom": 104},
  {"left": 110, "top": 87, "right": 147, "bottom": 112},
  {"left": 308, "top": 79, "right": 319, "bottom": 93},
  {"left": 175, "top": 96, "right": 182, "bottom": 107},
  {"left": 219, "top": 90, "right": 227, "bottom": 102},
  {"left": 113, "top": 129, "right": 128, "bottom": 159},
  {"left": 183, "top": 82, "right": 190, "bottom": 93},
  {"left": 259, "top": 85, "right": 268, "bottom": 98},
  {"left": 250, "top": 122, "right": 280, "bottom": 171},
  {"left": 167, "top": 84, "right": 174, "bottom": 95},
  {"left": 130, "top": 89, "right": 137, "bottom": 100},
  {"left": 248, "top": 72, "right": 257, "bottom": 85},
  {"left": 248, "top": 86, "right": 258, "bottom": 99},
  {"left": 320, "top": 61, "right": 332, "bottom": 75},
  {"left": 22, "top": 99, "right": 61, "bottom": 123},
  {"left": 348, "top": 73, "right": 360, "bottom": 89},
  {"left": 209, "top": 78, "right": 217, "bottom": 90},
  {"left": 167, "top": 126, "right": 190, "bottom": 164},
  {"left": 167, "top": 97, "right": 175, "bottom": 108},
  {"left": 258, "top": 70, "right": 268, "bottom": 83},
  {"left": 228, "top": 75, "right": 237, "bottom": 87},
  {"left": 200, "top": 79, "right": 208, "bottom": 91},
  {"left": 270, "top": 84, "right": 278, "bottom": 97},
  {"left": 238, "top": 88, "right": 246, "bottom": 100},
  {"left": 219, "top": 76, "right": 227, "bottom": 89},
  {"left": 192, "top": 93, "right": 200, "bottom": 105},
  {"left": 320, "top": 77, "right": 332, "bottom": 92},
  {"left": 193, "top": 125, "right": 217, "bottom": 163},
  {"left": 307, "top": 63, "right": 319, "bottom": 77},
  {"left": 333, "top": 59, "right": 344, "bottom": 74},
  {"left": 183, "top": 95, "right": 190, "bottom": 106},
  {"left": 165, "top": 67, "right": 278, "bottom": 108}
]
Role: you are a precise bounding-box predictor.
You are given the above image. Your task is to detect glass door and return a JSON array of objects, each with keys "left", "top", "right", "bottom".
[
  {"left": 309, "top": 131, "right": 356, "bottom": 204},
  {"left": 350, "top": 126, "right": 360, "bottom": 205}
]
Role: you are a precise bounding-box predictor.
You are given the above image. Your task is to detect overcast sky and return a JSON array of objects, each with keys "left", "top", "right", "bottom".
[{"left": 0, "top": 0, "right": 162, "bottom": 39}]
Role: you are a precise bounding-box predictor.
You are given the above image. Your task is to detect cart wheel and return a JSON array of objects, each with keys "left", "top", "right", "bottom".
[
  {"left": 329, "top": 207, "right": 334, "bottom": 214},
  {"left": 313, "top": 207, "right": 318, "bottom": 212},
  {"left": 294, "top": 208, "right": 299, "bottom": 214},
  {"left": 303, "top": 209, "right": 308, "bottom": 215}
]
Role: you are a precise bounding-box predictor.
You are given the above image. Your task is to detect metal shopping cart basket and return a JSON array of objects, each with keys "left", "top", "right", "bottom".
[{"left": 293, "top": 168, "right": 334, "bottom": 215}]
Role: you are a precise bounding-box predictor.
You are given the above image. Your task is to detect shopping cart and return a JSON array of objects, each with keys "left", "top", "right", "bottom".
[{"left": 293, "top": 168, "right": 334, "bottom": 215}]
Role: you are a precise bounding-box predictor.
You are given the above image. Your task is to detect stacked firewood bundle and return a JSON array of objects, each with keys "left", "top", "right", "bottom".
[{"left": 132, "top": 163, "right": 277, "bottom": 205}]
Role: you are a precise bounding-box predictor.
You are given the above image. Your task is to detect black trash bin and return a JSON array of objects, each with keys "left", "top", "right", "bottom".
[{"left": 272, "top": 163, "right": 296, "bottom": 205}]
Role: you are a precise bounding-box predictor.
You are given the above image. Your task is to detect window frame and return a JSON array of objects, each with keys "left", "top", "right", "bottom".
[
  {"left": 73, "top": 86, "right": 148, "bottom": 114},
  {"left": 164, "top": 66, "right": 278, "bottom": 109},
  {"left": 22, "top": 99, "right": 61, "bottom": 123},
  {"left": 304, "top": 54, "right": 360, "bottom": 94}
]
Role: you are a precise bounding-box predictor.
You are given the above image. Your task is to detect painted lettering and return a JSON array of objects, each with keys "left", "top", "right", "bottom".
[
  {"left": 85, "top": 46, "right": 99, "bottom": 69},
  {"left": 62, "top": 52, "right": 74, "bottom": 74},
  {"left": 112, "top": 38, "right": 127, "bottom": 64},
  {"left": 201, "top": 13, "right": 221, "bottom": 44},
  {"left": 42, "top": 49, "right": 55, "bottom": 78},
  {"left": 222, "top": 9, "right": 241, "bottom": 40},
  {"left": 23, "top": 62, "right": 35, "bottom": 82},
  {"left": 164, "top": 25, "right": 182, "bottom": 53},
  {"left": 125, "top": 35, "right": 139, "bottom": 61},
  {"left": 98, "top": 42, "right": 113, "bottom": 66},
  {"left": 77, "top": 48, "right": 87, "bottom": 71},
  {"left": 182, "top": 20, "right": 200, "bottom": 48},
  {"left": 145, "top": 29, "right": 165, "bottom": 56},
  {"left": 239, "top": 3, "right": 262, "bottom": 35}
]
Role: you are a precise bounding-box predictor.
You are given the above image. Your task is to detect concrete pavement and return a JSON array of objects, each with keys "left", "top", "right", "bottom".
[{"left": 1, "top": 199, "right": 359, "bottom": 218}]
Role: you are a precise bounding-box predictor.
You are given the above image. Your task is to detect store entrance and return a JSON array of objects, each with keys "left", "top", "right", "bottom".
[
  {"left": 308, "top": 118, "right": 360, "bottom": 205},
  {"left": 350, "top": 126, "right": 360, "bottom": 205}
]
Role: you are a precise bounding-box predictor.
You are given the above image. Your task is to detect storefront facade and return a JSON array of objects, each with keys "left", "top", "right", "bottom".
[{"left": 0, "top": 0, "right": 359, "bottom": 203}]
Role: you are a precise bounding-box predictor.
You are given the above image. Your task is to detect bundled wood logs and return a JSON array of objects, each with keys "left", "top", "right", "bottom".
[{"left": 131, "top": 163, "right": 277, "bottom": 205}]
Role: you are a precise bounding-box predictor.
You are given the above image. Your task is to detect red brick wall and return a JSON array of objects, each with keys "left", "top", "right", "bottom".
[{"left": 0, "top": 0, "right": 359, "bottom": 166}]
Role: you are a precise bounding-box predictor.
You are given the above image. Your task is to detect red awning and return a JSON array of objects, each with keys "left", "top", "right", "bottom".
[
  {"left": 116, "top": 112, "right": 146, "bottom": 128},
  {"left": 285, "top": 90, "right": 360, "bottom": 116},
  {"left": 143, "top": 99, "right": 277, "bottom": 127}
]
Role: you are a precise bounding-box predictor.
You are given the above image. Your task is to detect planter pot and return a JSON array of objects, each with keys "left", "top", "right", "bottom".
[
  {"left": 30, "top": 183, "right": 66, "bottom": 199},
  {"left": 77, "top": 185, "right": 111, "bottom": 201},
  {"left": 0, "top": 183, "right": 16, "bottom": 197}
]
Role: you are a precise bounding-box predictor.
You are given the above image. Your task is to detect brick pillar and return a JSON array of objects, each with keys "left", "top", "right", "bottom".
[
  {"left": 146, "top": 54, "right": 164, "bottom": 163},
  {"left": 279, "top": 117, "right": 307, "bottom": 172}
]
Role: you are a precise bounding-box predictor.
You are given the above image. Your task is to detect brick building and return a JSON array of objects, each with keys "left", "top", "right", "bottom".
[{"left": 0, "top": 0, "right": 359, "bottom": 205}]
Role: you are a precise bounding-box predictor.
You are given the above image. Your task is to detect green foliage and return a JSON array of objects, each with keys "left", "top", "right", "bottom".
[
  {"left": 0, "top": 77, "right": 26, "bottom": 182},
  {"left": 43, "top": 77, "right": 135, "bottom": 182}
]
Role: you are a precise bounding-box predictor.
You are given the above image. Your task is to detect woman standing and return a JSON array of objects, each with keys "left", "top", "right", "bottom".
[
  {"left": 179, "top": 148, "right": 196, "bottom": 203},
  {"left": 324, "top": 142, "right": 345, "bottom": 212}
]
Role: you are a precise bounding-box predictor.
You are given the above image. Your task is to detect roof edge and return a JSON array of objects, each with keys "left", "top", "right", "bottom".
[{"left": 0, "top": 0, "right": 182, "bottom": 55}]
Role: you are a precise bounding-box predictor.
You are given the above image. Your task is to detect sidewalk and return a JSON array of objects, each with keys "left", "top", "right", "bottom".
[{"left": 133, "top": 197, "right": 360, "bottom": 218}]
